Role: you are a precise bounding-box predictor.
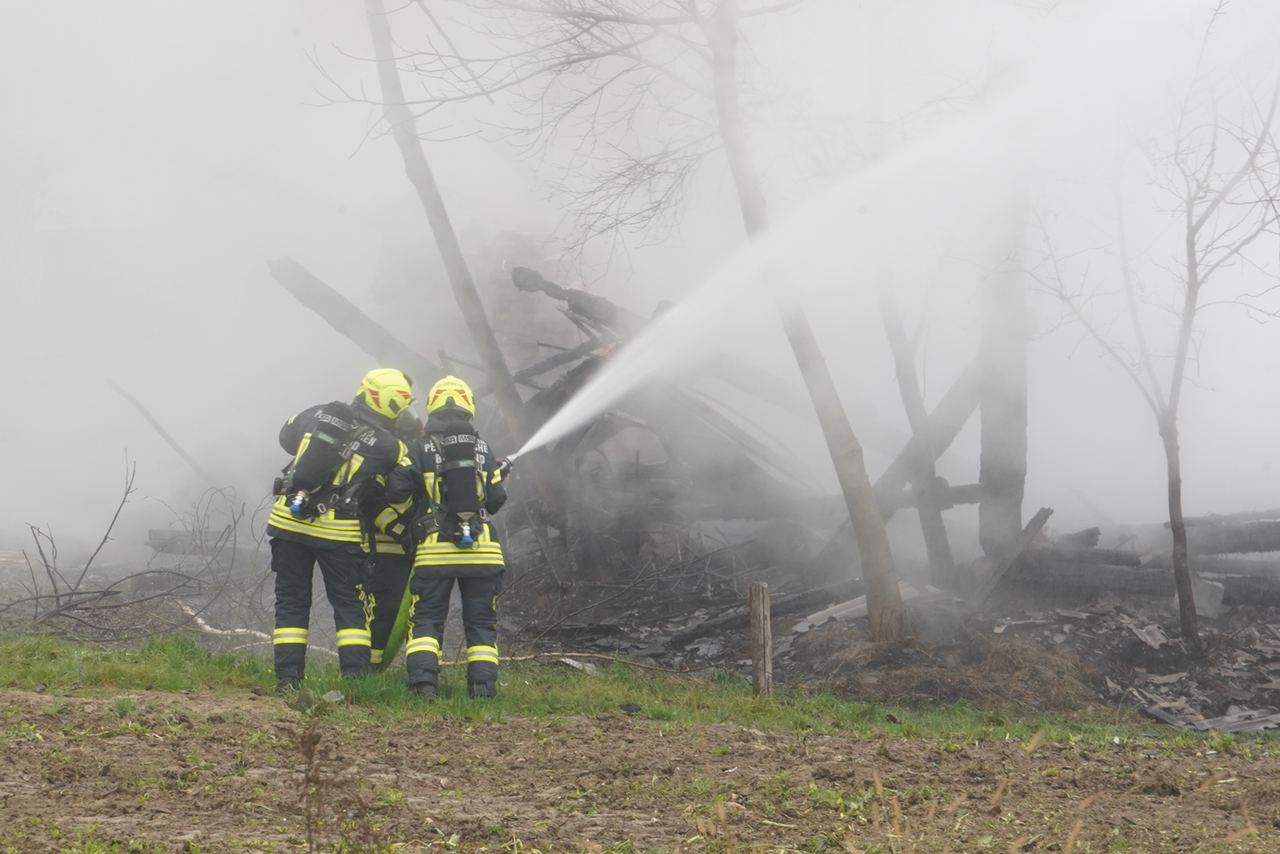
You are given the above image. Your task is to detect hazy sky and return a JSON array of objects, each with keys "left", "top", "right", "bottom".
[{"left": 3, "top": 0, "right": 1279, "bottom": 562}]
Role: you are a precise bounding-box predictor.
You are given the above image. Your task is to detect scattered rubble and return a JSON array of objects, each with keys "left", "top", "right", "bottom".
[
  {"left": 989, "top": 602, "right": 1280, "bottom": 731},
  {"left": 510, "top": 541, "right": 1280, "bottom": 731}
]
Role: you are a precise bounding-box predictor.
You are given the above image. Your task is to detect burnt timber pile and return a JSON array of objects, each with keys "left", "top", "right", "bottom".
[
  {"left": 269, "top": 257, "right": 849, "bottom": 614},
  {"left": 267, "top": 254, "right": 1280, "bottom": 618},
  {"left": 267, "top": 257, "right": 1280, "bottom": 729},
  {"left": 1011, "top": 511, "right": 1280, "bottom": 610}
]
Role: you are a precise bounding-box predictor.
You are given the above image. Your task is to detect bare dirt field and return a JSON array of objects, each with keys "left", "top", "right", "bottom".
[{"left": 2, "top": 687, "right": 1278, "bottom": 853}]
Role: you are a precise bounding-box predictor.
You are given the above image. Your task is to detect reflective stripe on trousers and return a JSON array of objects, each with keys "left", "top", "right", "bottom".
[
  {"left": 404, "top": 573, "right": 500, "bottom": 689},
  {"left": 466, "top": 644, "right": 499, "bottom": 665},
  {"left": 270, "top": 538, "right": 373, "bottom": 682}
]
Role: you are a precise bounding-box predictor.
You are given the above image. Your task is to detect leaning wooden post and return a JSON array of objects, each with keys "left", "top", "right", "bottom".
[{"left": 750, "top": 582, "right": 772, "bottom": 697}]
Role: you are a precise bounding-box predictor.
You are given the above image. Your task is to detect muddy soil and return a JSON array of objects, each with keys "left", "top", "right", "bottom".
[{"left": 2, "top": 689, "right": 1278, "bottom": 852}]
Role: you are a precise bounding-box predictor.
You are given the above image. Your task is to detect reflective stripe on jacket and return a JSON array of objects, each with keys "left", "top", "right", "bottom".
[
  {"left": 412, "top": 520, "right": 505, "bottom": 571},
  {"left": 267, "top": 403, "right": 413, "bottom": 549}
]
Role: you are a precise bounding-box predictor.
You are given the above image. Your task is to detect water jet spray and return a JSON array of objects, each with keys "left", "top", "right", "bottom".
[{"left": 507, "top": 0, "right": 1274, "bottom": 466}]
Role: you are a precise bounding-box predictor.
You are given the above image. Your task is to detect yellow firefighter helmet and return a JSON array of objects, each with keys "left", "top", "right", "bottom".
[
  {"left": 426, "top": 375, "right": 476, "bottom": 417},
  {"left": 356, "top": 368, "right": 414, "bottom": 419}
]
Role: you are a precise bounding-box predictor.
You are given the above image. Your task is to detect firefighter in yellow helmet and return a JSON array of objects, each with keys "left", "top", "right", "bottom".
[
  {"left": 386, "top": 375, "right": 511, "bottom": 699},
  {"left": 364, "top": 408, "right": 423, "bottom": 669},
  {"left": 267, "top": 368, "right": 417, "bottom": 690}
]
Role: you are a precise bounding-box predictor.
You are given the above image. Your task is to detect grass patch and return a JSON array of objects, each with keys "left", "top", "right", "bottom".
[
  {"left": 0, "top": 634, "right": 271, "bottom": 692},
  {"left": 0, "top": 633, "right": 1268, "bottom": 748}
]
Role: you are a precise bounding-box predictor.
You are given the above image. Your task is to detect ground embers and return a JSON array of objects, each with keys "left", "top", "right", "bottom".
[{"left": 990, "top": 601, "right": 1280, "bottom": 731}]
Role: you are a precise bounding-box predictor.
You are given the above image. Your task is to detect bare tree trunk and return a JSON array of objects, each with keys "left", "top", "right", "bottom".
[
  {"left": 704, "top": 2, "right": 905, "bottom": 640},
  {"left": 364, "top": 0, "right": 526, "bottom": 433},
  {"left": 1160, "top": 421, "right": 1200, "bottom": 650},
  {"left": 878, "top": 293, "right": 957, "bottom": 587},
  {"left": 781, "top": 312, "right": 907, "bottom": 639},
  {"left": 979, "top": 236, "right": 1029, "bottom": 558},
  {"left": 1161, "top": 225, "right": 1204, "bottom": 651},
  {"left": 810, "top": 361, "right": 981, "bottom": 578}
]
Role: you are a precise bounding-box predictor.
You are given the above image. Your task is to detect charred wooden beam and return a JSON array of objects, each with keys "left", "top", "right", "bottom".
[
  {"left": 968, "top": 507, "right": 1053, "bottom": 608},
  {"left": 678, "top": 391, "right": 809, "bottom": 488},
  {"left": 1011, "top": 558, "right": 1280, "bottom": 605},
  {"left": 811, "top": 361, "right": 982, "bottom": 574},
  {"left": 1180, "top": 509, "right": 1280, "bottom": 527},
  {"left": 1188, "top": 522, "right": 1280, "bottom": 555},
  {"left": 511, "top": 266, "right": 853, "bottom": 430},
  {"left": 872, "top": 360, "right": 983, "bottom": 501},
  {"left": 880, "top": 483, "right": 984, "bottom": 513},
  {"left": 1053, "top": 527, "right": 1102, "bottom": 549},
  {"left": 513, "top": 267, "right": 647, "bottom": 334},
  {"left": 267, "top": 257, "right": 441, "bottom": 382},
  {"left": 879, "top": 291, "right": 956, "bottom": 583},
  {"left": 513, "top": 340, "right": 605, "bottom": 384},
  {"left": 1014, "top": 560, "right": 1175, "bottom": 596},
  {"left": 1143, "top": 554, "right": 1280, "bottom": 577},
  {"left": 1025, "top": 547, "right": 1144, "bottom": 568}
]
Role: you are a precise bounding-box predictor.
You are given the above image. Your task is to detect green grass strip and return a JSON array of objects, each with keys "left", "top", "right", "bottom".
[
  {"left": 0, "top": 634, "right": 271, "bottom": 692},
  {"left": 0, "top": 633, "right": 1263, "bottom": 749}
]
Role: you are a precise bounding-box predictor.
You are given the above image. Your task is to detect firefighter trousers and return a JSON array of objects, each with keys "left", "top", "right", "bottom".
[
  {"left": 365, "top": 552, "right": 413, "bottom": 667},
  {"left": 270, "top": 537, "right": 373, "bottom": 685},
  {"left": 404, "top": 573, "right": 501, "bottom": 693}
]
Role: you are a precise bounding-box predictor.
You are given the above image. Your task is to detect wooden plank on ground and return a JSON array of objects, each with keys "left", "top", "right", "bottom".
[{"left": 966, "top": 506, "right": 1053, "bottom": 609}]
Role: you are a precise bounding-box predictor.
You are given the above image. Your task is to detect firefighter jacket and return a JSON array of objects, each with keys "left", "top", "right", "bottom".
[
  {"left": 362, "top": 478, "right": 416, "bottom": 556},
  {"left": 367, "top": 411, "right": 425, "bottom": 556},
  {"left": 267, "top": 401, "right": 414, "bottom": 552},
  {"left": 386, "top": 418, "right": 509, "bottom": 576}
]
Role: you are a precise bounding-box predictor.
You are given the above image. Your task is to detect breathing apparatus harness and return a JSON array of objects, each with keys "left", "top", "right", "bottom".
[
  {"left": 415, "top": 411, "right": 517, "bottom": 550},
  {"left": 431, "top": 417, "right": 485, "bottom": 548},
  {"left": 272, "top": 403, "right": 379, "bottom": 524}
]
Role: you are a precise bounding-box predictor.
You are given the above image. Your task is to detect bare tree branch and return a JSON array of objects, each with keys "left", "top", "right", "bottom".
[
  {"left": 1192, "top": 77, "right": 1280, "bottom": 236},
  {"left": 69, "top": 457, "right": 136, "bottom": 596}
]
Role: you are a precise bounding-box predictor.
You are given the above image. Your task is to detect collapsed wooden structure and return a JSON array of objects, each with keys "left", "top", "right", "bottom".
[
  {"left": 1012, "top": 512, "right": 1280, "bottom": 607},
  {"left": 267, "top": 254, "right": 1280, "bottom": 619},
  {"left": 270, "top": 258, "right": 827, "bottom": 580},
  {"left": 268, "top": 255, "right": 1038, "bottom": 589}
]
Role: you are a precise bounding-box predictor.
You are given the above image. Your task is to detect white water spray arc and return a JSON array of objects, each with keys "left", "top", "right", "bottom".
[{"left": 509, "top": 0, "right": 1276, "bottom": 464}]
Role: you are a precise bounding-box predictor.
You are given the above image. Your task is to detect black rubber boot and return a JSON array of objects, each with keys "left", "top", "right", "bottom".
[
  {"left": 410, "top": 682, "right": 437, "bottom": 701},
  {"left": 337, "top": 645, "right": 372, "bottom": 679},
  {"left": 468, "top": 680, "right": 496, "bottom": 699}
]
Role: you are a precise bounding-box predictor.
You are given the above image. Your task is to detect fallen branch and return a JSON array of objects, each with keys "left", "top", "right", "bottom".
[
  {"left": 108, "top": 384, "right": 215, "bottom": 486},
  {"left": 443, "top": 651, "right": 695, "bottom": 676},
  {"left": 176, "top": 602, "right": 339, "bottom": 659}
]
